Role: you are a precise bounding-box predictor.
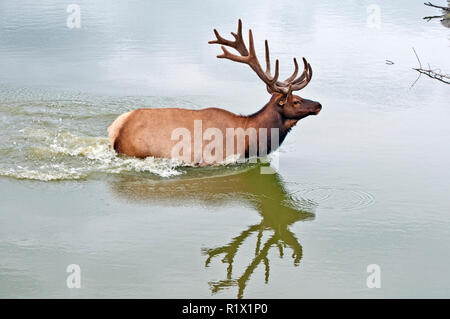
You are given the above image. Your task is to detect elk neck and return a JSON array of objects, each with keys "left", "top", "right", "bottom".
[{"left": 241, "top": 99, "right": 299, "bottom": 153}]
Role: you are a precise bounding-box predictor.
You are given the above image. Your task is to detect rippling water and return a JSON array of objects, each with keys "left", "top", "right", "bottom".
[
  {"left": 0, "top": 96, "right": 180, "bottom": 180},
  {"left": 1, "top": 0, "right": 450, "bottom": 298}
]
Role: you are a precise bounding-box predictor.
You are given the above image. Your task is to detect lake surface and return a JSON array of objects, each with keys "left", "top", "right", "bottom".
[{"left": 1, "top": 0, "right": 450, "bottom": 298}]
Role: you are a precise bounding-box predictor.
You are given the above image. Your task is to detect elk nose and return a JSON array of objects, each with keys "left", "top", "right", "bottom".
[{"left": 313, "top": 103, "right": 322, "bottom": 115}]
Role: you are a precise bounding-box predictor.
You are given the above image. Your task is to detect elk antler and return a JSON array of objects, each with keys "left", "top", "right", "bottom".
[{"left": 209, "top": 19, "right": 312, "bottom": 97}]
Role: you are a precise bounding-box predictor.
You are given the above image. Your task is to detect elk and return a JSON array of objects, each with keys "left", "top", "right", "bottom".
[{"left": 108, "top": 19, "right": 322, "bottom": 165}]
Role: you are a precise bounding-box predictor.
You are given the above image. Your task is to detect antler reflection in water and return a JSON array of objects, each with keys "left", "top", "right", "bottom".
[
  {"left": 203, "top": 221, "right": 306, "bottom": 298},
  {"left": 203, "top": 189, "right": 312, "bottom": 298},
  {"left": 204, "top": 224, "right": 261, "bottom": 281}
]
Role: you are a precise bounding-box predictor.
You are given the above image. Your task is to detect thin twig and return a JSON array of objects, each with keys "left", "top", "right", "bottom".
[
  {"left": 424, "top": 2, "right": 450, "bottom": 11},
  {"left": 411, "top": 48, "right": 450, "bottom": 87},
  {"left": 412, "top": 48, "right": 422, "bottom": 69},
  {"left": 423, "top": 14, "right": 445, "bottom": 22},
  {"left": 410, "top": 48, "right": 422, "bottom": 88}
]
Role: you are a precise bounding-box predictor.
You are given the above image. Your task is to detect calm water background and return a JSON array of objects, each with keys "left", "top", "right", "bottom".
[{"left": 1, "top": 0, "right": 450, "bottom": 298}]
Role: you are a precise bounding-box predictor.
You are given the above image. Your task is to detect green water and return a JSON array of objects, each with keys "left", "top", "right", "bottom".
[{"left": 1, "top": 0, "right": 450, "bottom": 298}]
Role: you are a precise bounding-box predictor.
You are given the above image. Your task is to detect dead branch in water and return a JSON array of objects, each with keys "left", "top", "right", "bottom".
[
  {"left": 414, "top": 67, "right": 450, "bottom": 85},
  {"left": 424, "top": 2, "right": 450, "bottom": 11},
  {"left": 423, "top": 14, "right": 446, "bottom": 22},
  {"left": 423, "top": 2, "right": 450, "bottom": 21},
  {"left": 411, "top": 48, "right": 450, "bottom": 87}
]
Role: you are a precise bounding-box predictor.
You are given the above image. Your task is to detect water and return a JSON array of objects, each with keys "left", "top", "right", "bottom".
[{"left": 1, "top": 0, "right": 450, "bottom": 298}]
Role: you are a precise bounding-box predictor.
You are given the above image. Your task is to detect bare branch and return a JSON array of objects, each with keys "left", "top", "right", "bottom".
[
  {"left": 413, "top": 68, "right": 450, "bottom": 84},
  {"left": 411, "top": 48, "right": 450, "bottom": 87},
  {"left": 424, "top": 2, "right": 450, "bottom": 11},
  {"left": 423, "top": 14, "right": 445, "bottom": 22},
  {"left": 412, "top": 47, "right": 422, "bottom": 69}
]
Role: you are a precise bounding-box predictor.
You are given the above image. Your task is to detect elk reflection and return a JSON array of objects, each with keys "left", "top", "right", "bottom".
[{"left": 109, "top": 163, "right": 314, "bottom": 298}]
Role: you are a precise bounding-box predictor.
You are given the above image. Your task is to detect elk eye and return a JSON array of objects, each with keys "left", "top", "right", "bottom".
[{"left": 293, "top": 101, "right": 299, "bottom": 105}]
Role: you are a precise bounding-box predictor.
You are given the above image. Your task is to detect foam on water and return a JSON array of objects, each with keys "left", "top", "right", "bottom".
[
  {"left": 0, "top": 128, "right": 257, "bottom": 181},
  {"left": 0, "top": 129, "right": 185, "bottom": 181}
]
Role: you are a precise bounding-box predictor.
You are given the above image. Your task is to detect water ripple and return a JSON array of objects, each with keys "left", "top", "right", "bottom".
[{"left": 299, "top": 186, "right": 375, "bottom": 211}]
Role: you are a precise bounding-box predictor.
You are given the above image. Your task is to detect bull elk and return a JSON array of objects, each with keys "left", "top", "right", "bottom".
[{"left": 108, "top": 19, "right": 322, "bottom": 165}]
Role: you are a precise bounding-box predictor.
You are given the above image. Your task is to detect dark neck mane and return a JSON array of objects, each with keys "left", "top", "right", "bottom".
[{"left": 240, "top": 100, "right": 298, "bottom": 155}]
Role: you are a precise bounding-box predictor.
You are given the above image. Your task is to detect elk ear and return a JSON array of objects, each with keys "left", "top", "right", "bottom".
[{"left": 277, "top": 95, "right": 289, "bottom": 106}]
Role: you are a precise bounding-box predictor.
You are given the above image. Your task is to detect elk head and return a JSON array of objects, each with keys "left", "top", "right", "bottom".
[{"left": 209, "top": 19, "right": 322, "bottom": 123}]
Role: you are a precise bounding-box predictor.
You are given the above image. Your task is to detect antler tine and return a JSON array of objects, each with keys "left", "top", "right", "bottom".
[
  {"left": 208, "top": 29, "right": 234, "bottom": 47},
  {"left": 266, "top": 59, "right": 280, "bottom": 93},
  {"left": 232, "top": 19, "right": 249, "bottom": 56},
  {"left": 264, "top": 40, "right": 281, "bottom": 84},
  {"left": 283, "top": 58, "right": 299, "bottom": 83},
  {"left": 272, "top": 59, "right": 280, "bottom": 83},
  {"left": 264, "top": 40, "right": 271, "bottom": 73},
  {"left": 290, "top": 58, "right": 312, "bottom": 91},
  {"left": 247, "top": 29, "right": 256, "bottom": 59},
  {"left": 230, "top": 19, "right": 243, "bottom": 40},
  {"left": 248, "top": 29, "right": 280, "bottom": 87},
  {"left": 217, "top": 46, "right": 247, "bottom": 63},
  {"left": 209, "top": 19, "right": 249, "bottom": 56},
  {"left": 290, "top": 57, "right": 309, "bottom": 85},
  {"left": 308, "top": 61, "right": 313, "bottom": 80}
]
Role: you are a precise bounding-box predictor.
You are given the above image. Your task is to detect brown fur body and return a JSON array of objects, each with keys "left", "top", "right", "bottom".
[{"left": 108, "top": 93, "right": 321, "bottom": 164}]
